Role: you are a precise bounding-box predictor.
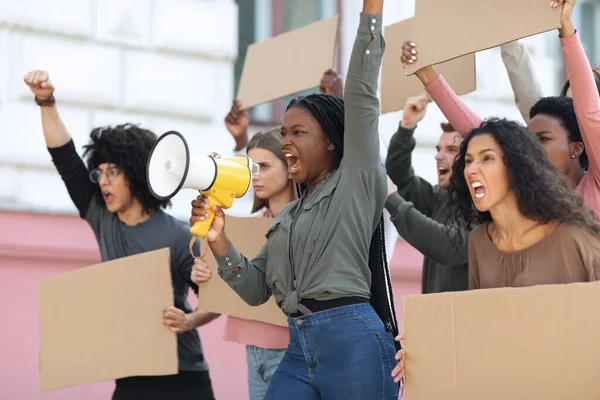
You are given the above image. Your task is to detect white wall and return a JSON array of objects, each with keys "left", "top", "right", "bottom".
[
  {"left": 0, "top": 0, "right": 567, "bottom": 220},
  {"left": 341, "top": 0, "right": 563, "bottom": 185},
  {"left": 0, "top": 0, "right": 247, "bottom": 220}
]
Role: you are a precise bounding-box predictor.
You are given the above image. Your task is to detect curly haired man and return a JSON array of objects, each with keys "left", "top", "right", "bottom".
[{"left": 24, "top": 70, "right": 218, "bottom": 400}]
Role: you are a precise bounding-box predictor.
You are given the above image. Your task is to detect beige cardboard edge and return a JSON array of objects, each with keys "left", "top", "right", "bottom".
[
  {"left": 404, "top": 3, "right": 562, "bottom": 76},
  {"left": 381, "top": 17, "right": 476, "bottom": 114},
  {"left": 236, "top": 14, "right": 340, "bottom": 110},
  {"left": 196, "top": 216, "right": 288, "bottom": 327},
  {"left": 39, "top": 248, "right": 177, "bottom": 392}
]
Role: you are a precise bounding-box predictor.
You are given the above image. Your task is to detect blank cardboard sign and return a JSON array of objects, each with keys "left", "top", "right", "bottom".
[
  {"left": 403, "top": 281, "right": 600, "bottom": 399},
  {"left": 39, "top": 248, "right": 177, "bottom": 392},
  {"left": 197, "top": 216, "right": 287, "bottom": 327},
  {"left": 381, "top": 18, "right": 475, "bottom": 114},
  {"left": 236, "top": 15, "right": 339, "bottom": 110},
  {"left": 404, "top": 0, "right": 561, "bottom": 75}
]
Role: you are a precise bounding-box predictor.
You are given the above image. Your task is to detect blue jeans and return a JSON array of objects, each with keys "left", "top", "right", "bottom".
[
  {"left": 246, "top": 345, "right": 286, "bottom": 400},
  {"left": 264, "top": 303, "right": 398, "bottom": 400}
]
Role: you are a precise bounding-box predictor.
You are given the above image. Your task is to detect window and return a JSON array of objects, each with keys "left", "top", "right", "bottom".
[
  {"left": 555, "top": 0, "right": 600, "bottom": 87},
  {"left": 577, "top": 0, "right": 600, "bottom": 68},
  {"left": 234, "top": 0, "right": 341, "bottom": 126}
]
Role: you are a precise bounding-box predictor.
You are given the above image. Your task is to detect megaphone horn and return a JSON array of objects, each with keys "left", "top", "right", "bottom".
[{"left": 147, "top": 130, "right": 258, "bottom": 240}]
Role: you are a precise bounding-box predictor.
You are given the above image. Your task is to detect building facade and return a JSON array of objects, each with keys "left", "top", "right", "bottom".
[{"left": 1, "top": 0, "right": 598, "bottom": 398}]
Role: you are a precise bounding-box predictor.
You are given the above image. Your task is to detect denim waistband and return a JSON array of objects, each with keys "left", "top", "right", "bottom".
[{"left": 287, "top": 303, "right": 377, "bottom": 328}]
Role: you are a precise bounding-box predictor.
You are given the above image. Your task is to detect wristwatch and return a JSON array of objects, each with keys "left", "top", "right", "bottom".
[{"left": 35, "top": 94, "right": 56, "bottom": 107}]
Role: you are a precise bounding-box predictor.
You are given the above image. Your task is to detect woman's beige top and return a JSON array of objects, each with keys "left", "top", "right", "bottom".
[{"left": 468, "top": 223, "right": 600, "bottom": 289}]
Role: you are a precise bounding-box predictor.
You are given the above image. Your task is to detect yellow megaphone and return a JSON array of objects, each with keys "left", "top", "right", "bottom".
[{"left": 147, "top": 131, "right": 258, "bottom": 239}]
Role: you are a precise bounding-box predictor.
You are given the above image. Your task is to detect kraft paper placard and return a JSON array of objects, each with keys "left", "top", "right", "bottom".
[
  {"left": 381, "top": 18, "right": 476, "bottom": 114},
  {"left": 197, "top": 216, "right": 287, "bottom": 327},
  {"left": 405, "top": 0, "right": 561, "bottom": 75},
  {"left": 39, "top": 248, "right": 177, "bottom": 392},
  {"left": 403, "top": 281, "right": 600, "bottom": 399},
  {"left": 236, "top": 15, "right": 339, "bottom": 109}
]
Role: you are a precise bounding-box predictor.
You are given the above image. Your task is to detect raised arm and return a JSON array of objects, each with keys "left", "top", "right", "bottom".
[
  {"left": 385, "top": 193, "right": 468, "bottom": 265},
  {"left": 224, "top": 100, "right": 249, "bottom": 153},
  {"left": 343, "top": 0, "right": 384, "bottom": 168},
  {"left": 557, "top": 0, "right": 600, "bottom": 182},
  {"left": 500, "top": 41, "right": 543, "bottom": 122},
  {"left": 24, "top": 70, "right": 96, "bottom": 218},
  {"left": 385, "top": 95, "right": 438, "bottom": 215},
  {"left": 401, "top": 44, "right": 483, "bottom": 136}
]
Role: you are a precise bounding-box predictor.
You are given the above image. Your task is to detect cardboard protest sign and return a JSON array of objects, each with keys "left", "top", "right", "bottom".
[
  {"left": 197, "top": 216, "right": 287, "bottom": 327},
  {"left": 381, "top": 17, "right": 475, "bottom": 114},
  {"left": 405, "top": 0, "right": 561, "bottom": 75},
  {"left": 403, "top": 281, "right": 600, "bottom": 399},
  {"left": 237, "top": 15, "right": 339, "bottom": 109},
  {"left": 39, "top": 248, "right": 177, "bottom": 391}
]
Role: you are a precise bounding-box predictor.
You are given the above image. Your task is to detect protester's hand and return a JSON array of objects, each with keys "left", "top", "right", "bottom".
[
  {"left": 190, "top": 195, "right": 226, "bottom": 243},
  {"left": 401, "top": 93, "right": 430, "bottom": 130},
  {"left": 553, "top": 0, "right": 576, "bottom": 37},
  {"left": 320, "top": 69, "right": 343, "bottom": 98},
  {"left": 162, "top": 306, "right": 192, "bottom": 333},
  {"left": 401, "top": 41, "right": 419, "bottom": 68},
  {"left": 23, "top": 70, "right": 55, "bottom": 101},
  {"left": 190, "top": 258, "right": 211, "bottom": 284},
  {"left": 551, "top": 0, "right": 575, "bottom": 22},
  {"left": 552, "top": 0, "right": 576, "bottom": 38},
  {"left": 391, "top": 333, "right": 405, "bottom": 385},
  {"left": 224, "top": 100, "right": 249, "bottom": 150}
]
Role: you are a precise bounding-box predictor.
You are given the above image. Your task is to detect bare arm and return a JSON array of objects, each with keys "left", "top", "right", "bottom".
[
  {"left": 362, "top": 0, "right": 383, "bottom": 15},
  {"left": 24, "top": 70, "right": 71, "bottom": 148},
  {"left": 163, "top": 306, "right": 221, "bottom": 333},
  {"left": 24, "top": 70, "right": 98, "bottom": 218},
  {"left": 187, "top": 310, "right": 221, "bottom": 329}
]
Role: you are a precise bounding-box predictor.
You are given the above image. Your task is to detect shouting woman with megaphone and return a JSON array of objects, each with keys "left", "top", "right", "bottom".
[{"left": 191, "top": 0, "right": 400, "bottom": 398}]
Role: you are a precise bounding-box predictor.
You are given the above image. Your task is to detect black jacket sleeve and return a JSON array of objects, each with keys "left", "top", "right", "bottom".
[{"left": 48, "top": 140, "right": 96, "bottom": 218}]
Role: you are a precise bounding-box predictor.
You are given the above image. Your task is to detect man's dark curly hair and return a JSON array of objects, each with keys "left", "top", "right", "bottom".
[
  {"left": 529, "top": 96, "right": 588, "bottom": 170},
  {"left": 447, "top": 118, "right": 600, "bottom": 243},
  {"left": 82, "top": 123, "right": 171, "bottom": 214}
]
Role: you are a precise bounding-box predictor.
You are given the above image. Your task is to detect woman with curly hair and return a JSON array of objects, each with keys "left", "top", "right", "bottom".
[
  {"left": 24, "top": 70, "right": 218, "bottom": 400},
  {"left": 447, "top": 118, "right": 600, "bottom": 289},
  {"left": 391, "top": 118, "right": 600, "bottom": 385},
  {"left": 400, "top": 0, "right": 600, "bottom": 216}
]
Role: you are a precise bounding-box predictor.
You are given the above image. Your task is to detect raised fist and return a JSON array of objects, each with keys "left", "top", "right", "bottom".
[{"left": 23, "top": 70, "right": 55, "bottom": 101}]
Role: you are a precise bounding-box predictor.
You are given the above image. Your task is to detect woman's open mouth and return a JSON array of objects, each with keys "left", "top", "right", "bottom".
[
  {"left": 471, "top": 181, "right": 485, "bottom": 199},
  {"left": 284, "top": 152, "right": 299, "bottom": 173}
]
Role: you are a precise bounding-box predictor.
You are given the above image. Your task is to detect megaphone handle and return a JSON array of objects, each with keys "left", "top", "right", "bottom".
[
  {"left": 189, "top": 235, "right": 208, "bottom": 259},
  {"left": 190, "top": 208, "right": 216, "bottom": 239},
  {"left": 188, "top": 208, "right": 215, "bottom": 259}
]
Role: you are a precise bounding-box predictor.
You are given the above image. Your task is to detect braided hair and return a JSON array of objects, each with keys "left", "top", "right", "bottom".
[{"left": 286, "top": 94, "right": 400, "bottom": 350}]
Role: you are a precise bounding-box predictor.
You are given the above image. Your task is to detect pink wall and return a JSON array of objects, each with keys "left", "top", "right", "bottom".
[{"left": 0, "top": 210, "right": 422, "bottom": 399}]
